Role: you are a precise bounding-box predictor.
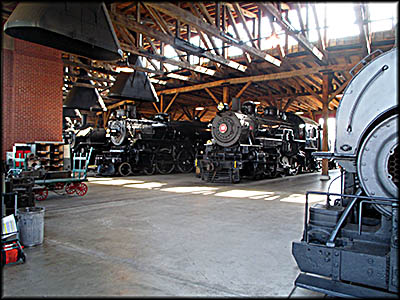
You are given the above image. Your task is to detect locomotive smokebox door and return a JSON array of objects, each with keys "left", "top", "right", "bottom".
[{"left": 211, "top": 112, "right": 248, "bottom": 147}]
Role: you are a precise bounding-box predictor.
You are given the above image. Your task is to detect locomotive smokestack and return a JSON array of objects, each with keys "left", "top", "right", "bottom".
[{"left": 231, "top": 97, "right": 241, "bottom": 112}]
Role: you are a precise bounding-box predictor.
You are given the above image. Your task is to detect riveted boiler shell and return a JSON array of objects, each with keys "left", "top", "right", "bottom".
[
  {"left": 334, "top": 48, "right": 397, "bottom": 167},
  {"left": 357, "top": 114, "right": 398, "bottom": 212}
]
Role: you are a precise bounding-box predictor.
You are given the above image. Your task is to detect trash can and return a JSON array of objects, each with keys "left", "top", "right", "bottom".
[{"left": 17, "top": 207, "right": 45, "bottom": 247}]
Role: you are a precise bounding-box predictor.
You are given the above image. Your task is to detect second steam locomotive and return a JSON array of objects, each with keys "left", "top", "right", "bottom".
[
  {"left": 197, "top": 99, "right": 322, "bottom": 183},
  {"left": 95, "top": 106, "right": 211, "bottom": 176}
]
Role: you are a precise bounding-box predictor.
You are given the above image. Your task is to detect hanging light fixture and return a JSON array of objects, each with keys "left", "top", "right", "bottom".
[{"left": 4, "top": 2, "right": 123, "bottom": 61}]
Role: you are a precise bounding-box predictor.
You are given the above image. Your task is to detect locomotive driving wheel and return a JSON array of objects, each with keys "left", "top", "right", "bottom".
[
  {"left": 141, "top": 153, "right": 156, "bottom": 175},
  {"left": 118, "top": 162, "right": 132, "bottom": 177},
  {"left": 156, "top": 148, "right": 175, "bottom": 174},
  {"left": 176, "top": 148, "right": 194, "bottom": 173}
]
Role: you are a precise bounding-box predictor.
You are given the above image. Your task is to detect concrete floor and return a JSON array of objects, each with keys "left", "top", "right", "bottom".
[{"left": 3, "top": 169, "right": 341, "bottom": 297}]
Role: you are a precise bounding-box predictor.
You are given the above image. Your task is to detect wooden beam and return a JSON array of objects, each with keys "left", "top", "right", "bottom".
[
  {"left": 257, "top": 8, "right": 262, "bottom": 49},
  {"left": 226, "top": 7, "right": 252, "bottom": 64},
  {"left": 204, "top": 88, "right": 220, "bottom": 104},
  {"left": 120, "top": 43, "right": 218, "bottom": 77},
  {"left": 328, "top": 79, "right": 350, "bottom": 102},
  {"left": 152, "top": 102, "right": 160, "bottom": 113},
  {"left": 197, "top": 3, "right": 215, "bottom": 25},
  {"left": 282, "top": 98, "right": 295, "bottom": 111},
  {"left": 223, "top": 86, "right": 229, "bottom": 103},
  {"left": 215, "top": 2, "right": 221, "bottom": 31},
  {"left": 311, "top": 3, "right": 325, "bottom": 51},
  {"left": 321, "top": 72, "right": 331, "bottom": 176},
  {"left": 260, "top": 2, "right": 325, "bottom": 62},
  {"left": 64, "top": 72, "right": 114, "bottom": 83},
  {"left": 233, "top": 3, "right": 258, "bottom": 49},
  {"left": 268, "top": 15, "right": 285, "bottom": 59},
  {"left": 142, "top": 3, "right": 173, "bottom": 36},
  {"left": 294, "top": 3, "right": 307, "bottom": 37},
  {"left": 144, "top": 2, "right": 281, "bottom": 67},
  {"left": 224, "top": 2, "right": 257, "bottom": 19},
  {"left": 235, "top": 81, "right": 252, "bottom": 98},
  {"left": 160, "top": 94, "right": 164, "bottom": 112},
  {"left": 112, "top": 12, "right": 246, "bottom": 72},
  {"left": 164, "top": 93, "right": 179, "bottom": 113},
  {"left": 188, "top": 3, "right": 221, "bottom": 56},
  {"left": 354, "top": 3, "right": 371, "bottom": 56},
  {"left": 62, "top": 59, "right": 119, "bottom": 76},
  {"left": 294, "top": 77, "right": 323, "bottom": 103},
  {"left": 157, "top": 63, "right": 354, "bottom": 95}
]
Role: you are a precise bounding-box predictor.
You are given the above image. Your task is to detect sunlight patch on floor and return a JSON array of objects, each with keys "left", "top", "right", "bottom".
[
  {"left": 124, "top": 182, "right": 167, "bottom": 189},
  {"left": 161, "top": 186, "right": 219, "bottom": 194},
  {"left": 280, "top": 193, "right": 325, "bottom": 203},
  {"left": 89, "top": 179, "right": 145, "bottom": 185}
]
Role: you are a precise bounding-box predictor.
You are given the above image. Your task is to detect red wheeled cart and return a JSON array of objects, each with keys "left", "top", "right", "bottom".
[{"left": 33, "top": 148, "right": 93, "bottom": 201}]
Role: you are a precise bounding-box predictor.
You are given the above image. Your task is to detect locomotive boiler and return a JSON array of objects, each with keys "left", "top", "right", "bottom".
[
  {"left": 63, "top": 114, "right": 110, "bottom": 166},
  {"left": 197, "top": 100, "right": 321, "bottom": 183},
  {"left": 292, "top": 48, "right": 398, "bottom": 297},
  {"left": 96, "top": 108, "right": 211, "bottom": 176}
]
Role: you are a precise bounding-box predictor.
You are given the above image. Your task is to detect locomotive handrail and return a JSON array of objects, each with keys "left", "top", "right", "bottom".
[
  {"left": 311, "top": 151, "right": 334, "bottom": 159},
  {"left": 358, "top": 199, "right": 397, "bottom": 235},
  {"left": 303, "top": 190, "right": 399, "bottom": 244},
  {"left": 349, "top": 49, "right": 383, "bottom": 76}
]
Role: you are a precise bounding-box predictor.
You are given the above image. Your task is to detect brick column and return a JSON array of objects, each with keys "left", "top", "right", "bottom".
[{"left": 2, "top": 34, "right": 63, "bottom": 159}]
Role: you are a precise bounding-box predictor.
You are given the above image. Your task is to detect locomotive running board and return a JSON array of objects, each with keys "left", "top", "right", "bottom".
[{"left": 294, "top": 273, "right": 398, "bottom": 298}]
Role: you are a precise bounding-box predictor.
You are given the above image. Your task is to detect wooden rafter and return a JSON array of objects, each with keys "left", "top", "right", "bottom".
[
  {"left": 235, "top": 81, "right": 252, "bottom": 98},
  {"left": 204, "top": 88, "right": 220, "bottom": 104},
  {"left": 233, "top": 3, "right": 258, "bottom": 49},
  {"left": 188, "top": 3, "right": 221, "bottom": 56},
  {"left": 144, "top": 2, "right": 281, "bottom": 67},
  {"left": 120, "top": 42, "right": 220, "bottom": 78},
  {"left": 328, "top": 79, "right": 350, "bottom": 102},
  {"left": 111, "top": 12, "right": 248, "bottom": 73},
  {"left": 310, "top": 3, "right": 325, "bottom": 51},
  {"left": 226, "top": 7, "right": 252, "bottom": 65},
  {"left": 164, "top": 92, "right": 179, "bottom": 113},
  {"left": 157, "top": 63, "right": 353, "bottom": 95},
  {"left": 354, "top": 3, "right": 371, "bottom": 56},
  {"left": 260, "top": 2, "right": 325, "bottom": 63}
]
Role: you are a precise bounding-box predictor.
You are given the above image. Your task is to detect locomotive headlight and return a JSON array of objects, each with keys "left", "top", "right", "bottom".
[
  {"left": 217, "top": 102, "right": 225, "bottom": 111},
  {"left": 219, "top": 123, "right": 228, "bottom": 133}
]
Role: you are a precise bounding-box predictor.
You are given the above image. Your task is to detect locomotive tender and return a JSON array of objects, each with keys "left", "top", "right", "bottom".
[
  {"left": 197, "top": 99, "right": 322, "bottom": 183},
  {"left": 95, "top": 107, "right": 211, "bottom": 176},
  {"left": 292, "top": 48, "right": 398, "bottom": 297}
]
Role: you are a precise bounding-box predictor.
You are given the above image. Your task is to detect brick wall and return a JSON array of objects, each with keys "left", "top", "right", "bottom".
[{"left": 2, "top": 35, "right": 63, "bottom": 159}]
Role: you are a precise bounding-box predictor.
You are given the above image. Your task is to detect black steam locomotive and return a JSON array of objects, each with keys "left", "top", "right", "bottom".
[
  {"left": 292, "top": 48, "right": 398, "bottom": 297},
  {"left": 95, "top": 107, "right": 211, "bottom": 176},
  {"left": 197, "top": 100, "right": 321, "bottom": 183}
]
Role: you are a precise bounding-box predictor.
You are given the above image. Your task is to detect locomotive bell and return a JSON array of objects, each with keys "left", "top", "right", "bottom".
[
  {"left": 108, "top": 56, "right": 159, "bottom": 102},
  {"left": 3, "top": 2, "right": 123, "bottom": 61}
]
